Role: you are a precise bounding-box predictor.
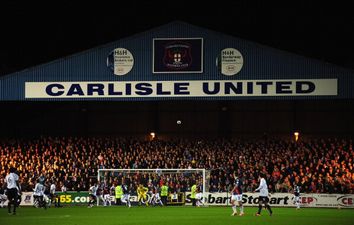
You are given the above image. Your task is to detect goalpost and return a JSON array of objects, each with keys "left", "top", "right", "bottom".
[{"left": 97, "top": 168, "right": 210, "bottom": 206}]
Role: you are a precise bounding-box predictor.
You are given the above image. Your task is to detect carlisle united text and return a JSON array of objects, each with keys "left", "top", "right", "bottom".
[{"left": 24, "top": 79, "right": 337, "bottom": 98}]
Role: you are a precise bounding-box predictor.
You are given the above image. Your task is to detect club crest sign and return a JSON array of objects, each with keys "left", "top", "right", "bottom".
[
  {"left": 153, "top": 38, "right": 203, "bottom": 73},
  {"left": 163, "top": 41, "right": 192, "bottom": 70}
]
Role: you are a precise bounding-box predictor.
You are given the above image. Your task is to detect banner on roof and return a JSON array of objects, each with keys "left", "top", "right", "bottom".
[{"left": 25, "top": 79, "right": 337, "bottom": 99}]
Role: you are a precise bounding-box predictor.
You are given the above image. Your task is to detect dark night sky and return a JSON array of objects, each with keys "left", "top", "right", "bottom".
[{"left": 1, "top": 1, "right": 354, "bottom": 76}]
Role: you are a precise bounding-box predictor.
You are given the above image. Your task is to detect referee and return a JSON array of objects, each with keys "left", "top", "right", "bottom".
[{"left": 4, "top": 167, "right": 20, "bottom": 215}]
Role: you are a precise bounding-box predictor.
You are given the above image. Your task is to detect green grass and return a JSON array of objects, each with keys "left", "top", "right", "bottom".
[{"left": 0, "top": 206, "right": 353, "bottom": 225}]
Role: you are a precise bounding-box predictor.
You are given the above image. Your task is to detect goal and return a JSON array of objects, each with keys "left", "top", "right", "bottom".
[{"left": 97, "top": 168, "right": 210, "bottom": 206}]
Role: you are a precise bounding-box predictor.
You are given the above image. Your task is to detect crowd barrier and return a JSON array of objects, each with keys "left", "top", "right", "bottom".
[{"left": 3, "top": 192, "right": 353, "bottom": 208}]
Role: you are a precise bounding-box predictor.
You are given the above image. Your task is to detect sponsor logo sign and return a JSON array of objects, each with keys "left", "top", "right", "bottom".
[
  {"left": 107, "top": 48, "right": 134, "bottom": 75},
  {"left": 219, "top": 48, "right": 244, "bottom": 76},
  {"left": 185, "top": 192, "right": 351, "bottom": 208},
  {"left": 3, "top": 192, "right": 353, "bottom": 208},
  {"left": 337, "top": 195, "right": 354, "bottom": 207}
]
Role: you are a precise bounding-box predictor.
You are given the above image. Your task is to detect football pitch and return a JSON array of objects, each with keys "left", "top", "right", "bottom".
[{"left": 0, "top": 206, "right": 353, "bottom": 225}]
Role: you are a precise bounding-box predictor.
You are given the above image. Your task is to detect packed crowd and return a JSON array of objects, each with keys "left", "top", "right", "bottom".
[{"left": 0, "top": 136, "right": 353, "bottom": 194}]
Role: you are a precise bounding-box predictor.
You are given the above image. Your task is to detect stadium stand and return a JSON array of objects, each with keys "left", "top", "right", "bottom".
[{"left": 0, "top": 136, "right": 352, "bottom": 194}]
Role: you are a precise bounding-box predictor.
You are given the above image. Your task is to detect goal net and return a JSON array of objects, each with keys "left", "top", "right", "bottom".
[{"left": 97, "top": 168, "right": 210, "bottom": 206}]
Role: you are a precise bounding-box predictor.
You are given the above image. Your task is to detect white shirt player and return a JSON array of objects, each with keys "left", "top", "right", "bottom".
[
  {"left": 34, "top": 183, "right": 45, "bottom": 196},
  {"left": 0, "top": 187, "right": 7, "bottom": 207},
  {"left": 50, "top": 184, "right": 56, "bottom": 195},
  {"left": 5, "top": 173, "right": 19, "bottom": 189},
  {"left": 255, "top": 178, "right": 268, "bottom": 197},
  {"left": 89, "top": 185, "right": 98, "bottom": 197}
]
